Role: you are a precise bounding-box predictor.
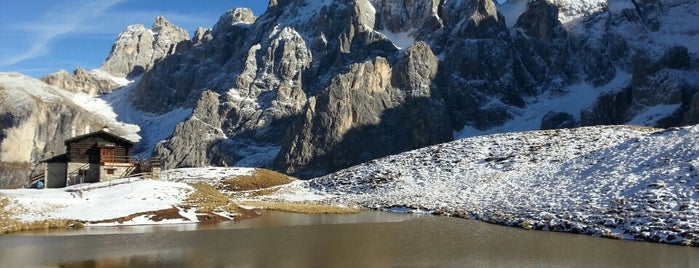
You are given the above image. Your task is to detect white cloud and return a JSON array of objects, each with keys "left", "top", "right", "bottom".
[{"left": 0, "top": 0, "right": 127, "bottom": 68}]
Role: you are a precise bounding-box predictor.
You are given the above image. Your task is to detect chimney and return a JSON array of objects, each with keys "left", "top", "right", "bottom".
[
  {"left": 102, "top": 126, "right": 110, "bottom": 132},
  {"left": 85, "top": 125, "right": 90, "bottom": 134}
]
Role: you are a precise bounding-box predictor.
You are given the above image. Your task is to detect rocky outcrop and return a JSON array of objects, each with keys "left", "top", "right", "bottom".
[
  {"left": 581, "top": 88, "right": 634, "bottom": 126},
  {"left": 514, "top": 0, "right": 566, "bottom": 40},
  {"left": 100, "top": 16, "right": 191, "bottom": 78},
  {"left": 685, "top": 92, "right": 699, "bottom": 125},
  {"left": 541, "top": 111, "right": 577, "bottom": 130},
  {"left": 631, "top": 0, "right": 662, "bottom": 31},
  {"left": 584, "top": 45, "right": 699, "bottom": 127},
  {"left": 155, "top": 91, "right": 226, "bottom": 168},
  {"left": 276, "top": 43, "right": 451, "bottom": 176},
  {"left": 441, "top": 0, "right": 506, "bottom": 39},
  {"left": 212, "top": 8, "right": 256, "bottom": 38},
  {"left": 370, "top": 0, "right": 443, "bottom": 37},
  {"left": 40, "top": 67, "right": 121, "bottom": 95},
  {"left": 193, "top": 27, "right": 213, "bottom": 46}
]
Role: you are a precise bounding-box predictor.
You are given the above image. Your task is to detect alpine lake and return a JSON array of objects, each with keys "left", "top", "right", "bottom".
[{"left": 1, "top": 210, "right": 697, "bottom": 267}]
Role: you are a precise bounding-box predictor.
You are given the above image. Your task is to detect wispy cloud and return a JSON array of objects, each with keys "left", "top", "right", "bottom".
[{"left": 0, "top": 0, "right": 127, "bottom": 68}]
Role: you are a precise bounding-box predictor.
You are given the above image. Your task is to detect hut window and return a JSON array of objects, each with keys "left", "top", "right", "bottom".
[
  {"left": 100, "top": 147, "right": 116, "bottom": 163},
  {"left": 106, "top": 168, "right": 116, "bottom": 175}
]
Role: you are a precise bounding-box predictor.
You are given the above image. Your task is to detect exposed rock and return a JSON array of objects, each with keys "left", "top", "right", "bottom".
[
  {"left": 100, "top": 16, "right": 191, "bottom": 78},
  {"left": 156, "top": 91, "right": 225, "bottom": 168},
  {"left": 662, "top": 46, "right": 690, "bottom": 70},
  {"left": 370, "top": 0, "right": 443, "bottom": 37},
  {"left": 212, "top": 8, "right": 256, "bottom": 38},
  {"left": 40, "top": 67, "right": 120, "bottom": 95},
  {"left": 684, "top": 92, "right": 699, "bottom": 125},
  {"left": 631, "top": 0, "right": 661, "bottom": 31},
  {"left": 628, "top": 49, "right": 698, "bottom": 127},
  {"left": 443, "top": 0, "right": 506, "bottom": 39},
  {"left": 276, "top": 42, "right": 451, "bottom": 177},
  {"left": 541, "top": 111, "right": 577, "bottom": 130},
  {"left": 515, "top": 0, "right": 567, "bottom": 39},
  {"left": 581, "top": 87, "right": 633, "bottom": 126},
  {"left": 631, "top": 68, "right": 685, "bottom": 108},
  {"left": 193, "top": 27, "right": 213, "bottom": 46}
]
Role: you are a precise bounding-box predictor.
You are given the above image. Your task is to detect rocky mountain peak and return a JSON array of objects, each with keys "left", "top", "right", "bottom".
[
  {"left": 100, "top": 16, "right": 191, "bottom": 78},
  {"left": 212, "top": 8, "right": 256, "bottom": 37},
  {"left": 370, "top": 0, "right": 442, "bottom": 37},
  {"left": 515, "top": 0, "right": 567, "bottom": 39},
  {"left": 193, "top": 27, "right": 213, "bottom": 45},
  {"left": 152, "top": 16, "right": 174, "bottom": 31},
  {"left": 40, "top": 67, "right": 121, "bottom": 96}
]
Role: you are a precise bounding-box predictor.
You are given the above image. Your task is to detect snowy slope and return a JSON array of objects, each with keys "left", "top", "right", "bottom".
[
  {"left": 0, "top": 179, "right": 194, "bottom": 224},
  {"left": 100, "top": 82, "right": 192, "bottom": 157},
  {"left": 0, "top": 167, "right": 261, "bottom": 228},
  {"left": 258, "top": 125, "right": 699, "bottom": 246}
]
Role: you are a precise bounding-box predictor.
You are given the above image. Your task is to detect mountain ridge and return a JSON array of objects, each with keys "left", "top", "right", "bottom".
[{"left": 1, "top": 0, "right": 698, "bottom": 185}]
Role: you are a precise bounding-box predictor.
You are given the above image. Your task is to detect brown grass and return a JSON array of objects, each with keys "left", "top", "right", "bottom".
[
  {"left": 240, "top": 201, "right": 361, "bottom": 214},
  {"left": 223, "top": 169, "right": 294, "bottom": 192},
  {"left": 185, "top": 184, "right": 241, "bottom": 214},
  {"left": 184, "top": 184, "right": 260, "bottom": 222}
]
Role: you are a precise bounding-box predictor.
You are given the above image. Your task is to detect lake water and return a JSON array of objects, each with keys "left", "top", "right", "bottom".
[{"left": 1, "top": 211, "right": 697, "bottom": 267}]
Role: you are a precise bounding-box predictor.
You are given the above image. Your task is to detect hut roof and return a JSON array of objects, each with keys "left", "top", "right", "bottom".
[{"left": 64, "top": 130, "right": 135, "bottom": 146}]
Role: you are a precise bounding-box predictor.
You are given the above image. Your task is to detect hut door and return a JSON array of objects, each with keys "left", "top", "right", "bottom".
[{"left": 100, "top": 147, "right": 115, "bottom": 164}]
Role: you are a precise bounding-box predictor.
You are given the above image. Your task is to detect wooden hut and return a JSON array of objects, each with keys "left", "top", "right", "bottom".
[{"left": 40, "top": 127, "right": 136, "bottom": 188}]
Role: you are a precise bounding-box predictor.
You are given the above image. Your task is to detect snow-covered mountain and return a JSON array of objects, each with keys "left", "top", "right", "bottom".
[
  {"left": 1, "top": 0, "right": 699, "bottom": 185},
  {"left": 134, "top": 0, "right": 699, "bottom": 177}
]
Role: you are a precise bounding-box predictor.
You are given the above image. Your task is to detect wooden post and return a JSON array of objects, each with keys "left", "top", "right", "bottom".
[{"left": 43, "top": 163, "right": 48, "bottom": 189}]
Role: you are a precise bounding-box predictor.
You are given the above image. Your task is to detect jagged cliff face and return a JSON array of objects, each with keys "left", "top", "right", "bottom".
[
  {"left": 4, "top": 0, "right": 698, "bottom": 183},
  {"left": 100, "top": 16, "right": 191, "bottom": 78},
  {"left": 40, "top": 16, "right": 193, "bottom": 96},
  {"left": 131, "top": 0, "right": 699, "bottom": 177},
  {"left": 40, "top": 68, "right": 120, "bottom": 96}
]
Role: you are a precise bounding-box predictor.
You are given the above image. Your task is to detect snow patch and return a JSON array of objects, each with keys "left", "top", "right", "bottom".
[
  {"left": 0, "top": 179, "right": 192, "bottom": 223},
  {"left": 376, "top": 29, "right": 416, "bottom": 49},
  {"left": 163, "top": 167, "right": 255, "bottom": 182},
  {"left": 629, "top": 104, "right": 682, "bottom": 126},
  {"left": 495, "top": 0, "right": 528, "bottom": 28},
  {"left": 100, "top": 82, "right": 191, "bottom": 156},
  {"left": 89, "top": 69, "right": 132, "bottom": 87}
]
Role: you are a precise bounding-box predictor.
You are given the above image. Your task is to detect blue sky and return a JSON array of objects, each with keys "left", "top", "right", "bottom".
[{"left": 0, "top": 0, "right": 268, "bottom": 77}]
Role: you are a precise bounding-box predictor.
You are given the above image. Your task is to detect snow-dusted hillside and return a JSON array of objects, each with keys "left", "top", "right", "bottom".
[
  {"left": 1, "top": 179, "right": 193, "bottom": 225},
  {"left": 0, "top": 167, "right": 259, "bottom": 229},
  {"left": 259, "top": 125, "right": 699, "bottom": 246}
]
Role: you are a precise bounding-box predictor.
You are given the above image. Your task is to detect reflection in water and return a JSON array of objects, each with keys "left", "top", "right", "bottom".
[
  {"left": 1, "top": 212, "right": 697, "bottom": 268},
  {"left": 13, "top": 210, "right": 419, "bottom": 236}
]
